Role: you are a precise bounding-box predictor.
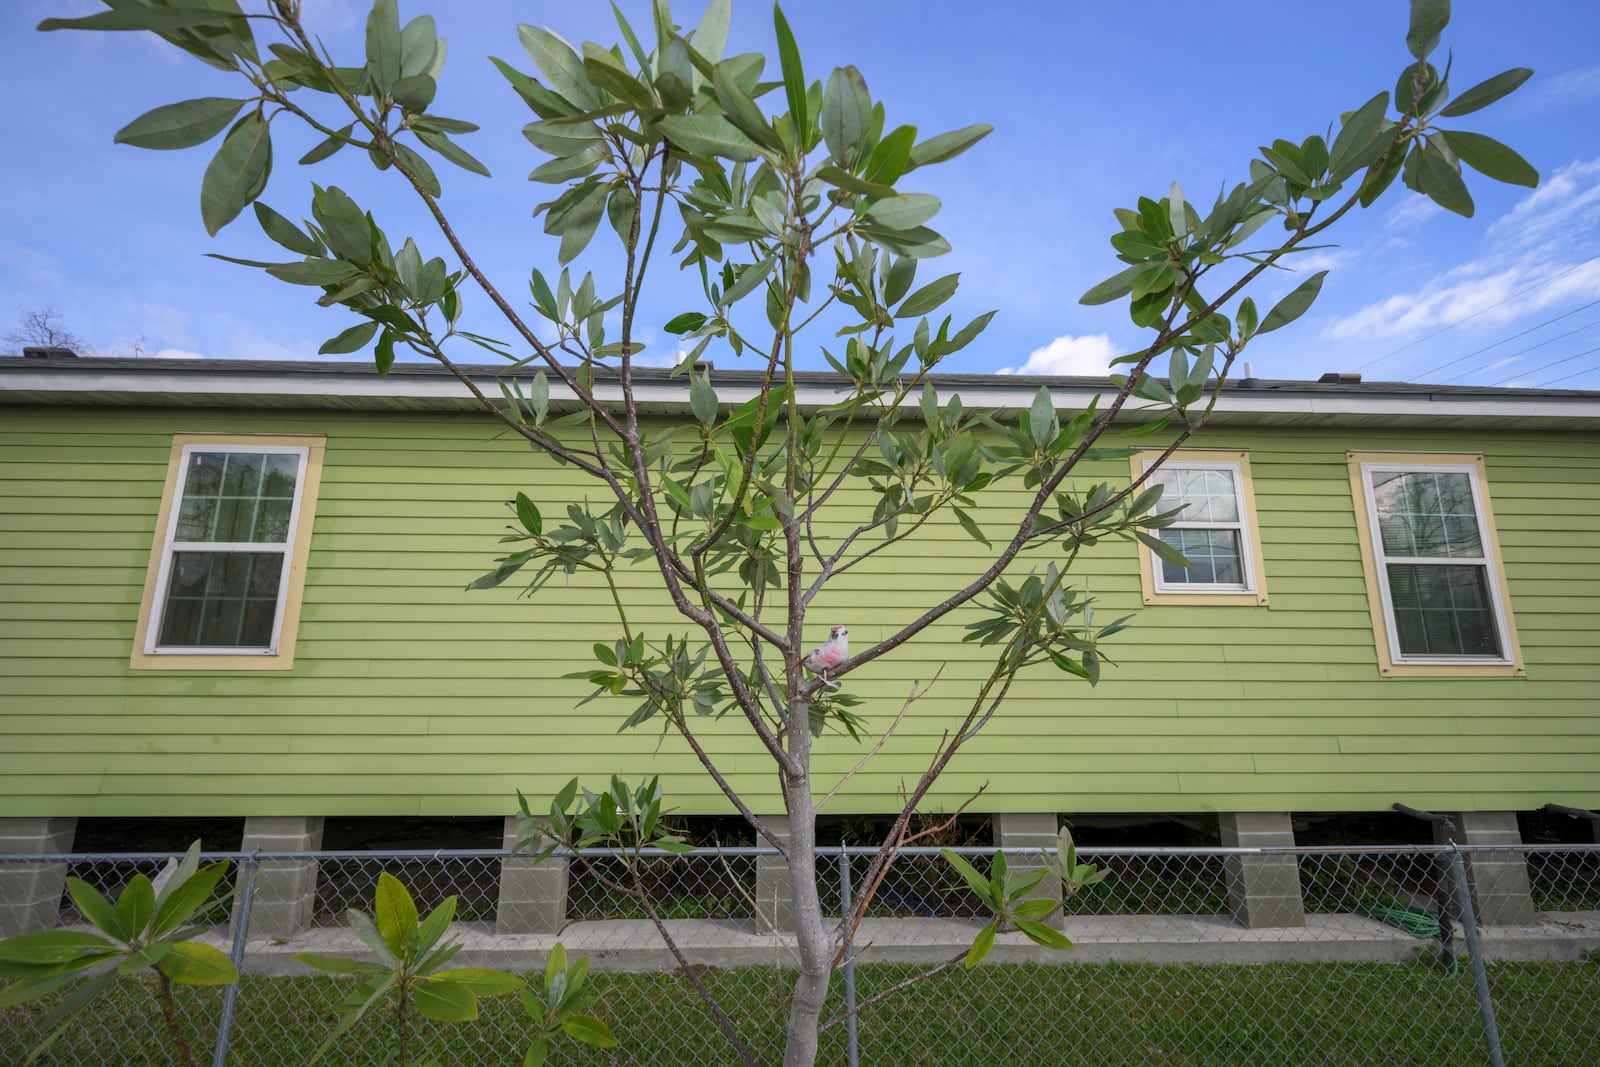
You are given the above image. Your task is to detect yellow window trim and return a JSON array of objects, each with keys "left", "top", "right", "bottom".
[
  {"left": 1131, "top": 448, "right": 1269, "bottom": 606},
  {"left": 130, "top": 432, "right": 325, "bottom": 671},
  {"left": 1346, "top": 450, "right": 1524, "bottom": 679}
]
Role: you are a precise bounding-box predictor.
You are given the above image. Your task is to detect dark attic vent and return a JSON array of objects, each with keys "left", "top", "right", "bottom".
[
  {"left": 22, "top": 346, "right": 78, "bottom": 359},
  {"left": 1318, "top": 372, "right": 1361, "bottom": 384}
]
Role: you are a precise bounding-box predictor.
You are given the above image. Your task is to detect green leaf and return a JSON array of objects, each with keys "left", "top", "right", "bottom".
[
  {"left": 940, "top": 849, "right": 995, "bottom": 908},
  {"left": 365, "top": 0, "right": 402, "bottom": 94},
  {"left": 1440, "top": 68, "right": 1533, "bottom": 117},
  {"left": 694, "top": 0, "right": 732, "bottom": 64},
  {"left": 1328, "top": 92, "right": 1389, "bottom": 181},
  {"left": 665, "top": 311, "right": 708, "bottom": 334},
  {"left": 64, "top": 878, "right": 128, "bottom": 942},
  {"left": 347, "top": 908, "right": 400, "bottom": 966},
  {"left": 518, "top": 25, "right": 598, "bottom": 110},
  {"left": 413, "top": 978, "right": 478, "bottom": 1021},
  {"left": 0, "top": 931, "right": 116, "bottom": 963},
  {"left": 952, "top": 507, "right": 989, "bottom": 548},
  {"left": 293, "top": 952, "right": 390, "bottom": 975},
  {"left": 865, "top": 124, "right": 916, "bottom": 187},
  {"left": 563, "top": 1014, "right": 620, "bottom": 1048},
  {"left": 1441, "top": 130, "right": 1538, "bottom": 187},
  {"left": 373, "top": 873, "right": 418, "bottom": 956},
  {"left": 814, "top": 166, "right": 896, "bottom": 200},
  {"left": 822, "top": 66, "right": 869, "bottom": 166},
  {"left": 1079, "top": 263, "right": 1145, "bottom": 306},
  {"left": 0, "top": 973, "right": 76, "bottom": 1009},
  {"left": 114, "top": 97, "right": 247, "bottom": 151},
  {"left": 155, "top": 941, "right": 238, "bottom": 986},
  {"left": 1415, "top": 143, "right": 1474, "bottom": 216},
  {"left": 253, "top": 202, "right": 320, "bottom": 256},
  {"left": 1014, "top": 918, "right": 1074, "bottom": 950},
  {"left": 1257, "top": 270, "right": 1327, "bottom": 334},
  {"left": 657, "top": 114, "right": 761, "bottom": 162},
  {"left": 896, "top": 273, "right": 959, "bottom": 319},
  {"left": 964, "top": 921, "right": 997, "bottom": 969},
  {"left": 1135, "top": 530, "right": 1190, "bottom": 569},
  {"left": 905, "top": 123, "right": 992, "bottom": 171},
  {"left": 319, "top": 321, "right": 380, "bottom": 356},
  {"left": 515, "top": 492, "right": 543, "bottom": 535},
  {"left": 299, "top": 125, "right": 353, "bottom": 166},
  {"left": 523, "top": 1038, "right": 549, "bottom": 1067},
  {"left": 1029, "top": 386, "right": 1056, "bottom": 451},
  {"left": 431, "top": 967, "right": 523, "bottom": 996},
  {"left": 1406, "top": 0, "right": 1450, "bottom": 60},
  {"left": 39, "top": 7, "right": 239, "bottom": 32},
  {"left": 865, "top": 193, "right": 940, "bottom": 231},
  {"left": 201, "top": 112, "right": 272, "bottom": 236},
  {"left": 772, "top": 4, "right": 807, "bottom": 133},
  {"left": 151, "top": 861, "right": 228, "bottom": 937},
  {"left": 116, "top": 875, "right": 155, "bottom": 937},
  {"left": 690, "top": 371, "right": 718, "bottom": 427}
]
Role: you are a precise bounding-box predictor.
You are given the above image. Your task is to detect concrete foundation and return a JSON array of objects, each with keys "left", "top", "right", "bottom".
[
  {"left": 993, "top": 812, "right": 1063, "bottom": 928},
  {"left": 0, "top": 817, "right": 77, "bottom": 936},
  {"left": 1218, "top": 812, "right": 1305, "bottom": 929},
  {"left": 238, "top": 816, "right": 324, "bottom": 939},
  {"left": 1434, "top": 811, "right": 1538, "bottom": 926},
  {"left": 754, "top": 814, "right": 795, "bottom": 933},
  {"left": 496, "top": 816, "right": 568, "bottom": 934}
]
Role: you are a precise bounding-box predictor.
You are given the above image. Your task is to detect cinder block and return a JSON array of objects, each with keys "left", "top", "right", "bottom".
[
  {"left": 496, "top": 815, "right": 568, "bottom": 935},
  {"left": 237, "top": 816, "right": 324, "bottom": 940},
  {"left": 755, "top": 814, "right": 795, "bottom": 933},
  {"left": 993, "top": 812, "right": 1063, "bottom": 928},
  {"left": 0, "top": 817, "right": 77, "bottom": 936},
  {"left": 1218, "top": 811, "right": 1305, "bottom": 929},
  {"left": 1434, "top": 811, "right": 1537, "bottom": 926}
]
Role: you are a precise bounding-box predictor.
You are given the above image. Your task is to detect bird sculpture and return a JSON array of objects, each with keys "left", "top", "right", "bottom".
[{"left": 803, "top": 625, "right": 849, "bottom": 682}]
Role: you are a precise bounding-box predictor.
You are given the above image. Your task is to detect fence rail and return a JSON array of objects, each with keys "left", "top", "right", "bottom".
[{"left": 2, "top": 843, "right": 1597, "bottom": 1065}]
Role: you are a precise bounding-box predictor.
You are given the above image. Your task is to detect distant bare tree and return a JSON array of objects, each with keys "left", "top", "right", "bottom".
[{"left": 3, "top": 307, "right": 93, "bottom": 355}]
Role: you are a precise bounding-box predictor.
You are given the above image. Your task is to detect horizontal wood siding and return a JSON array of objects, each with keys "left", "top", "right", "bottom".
[{"left": 1, "top": 406, "right": 1597, "bottom": 818}]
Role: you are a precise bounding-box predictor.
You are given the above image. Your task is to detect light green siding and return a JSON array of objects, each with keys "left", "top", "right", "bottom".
[{"left": 1, "top": 405, "right": 1597, "bottom": 818}]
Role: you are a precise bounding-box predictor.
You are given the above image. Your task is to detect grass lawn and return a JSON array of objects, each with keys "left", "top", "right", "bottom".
[{"left": 4, "top": 959, "right": 1597, "bottom": 1065}]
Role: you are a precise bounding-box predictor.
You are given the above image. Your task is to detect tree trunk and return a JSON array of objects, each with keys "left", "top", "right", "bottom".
[{"left": 781, "top": 771, "right": 831, "bottom": 1067}]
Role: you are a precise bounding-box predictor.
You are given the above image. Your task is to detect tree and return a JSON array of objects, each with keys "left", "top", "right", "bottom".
[
  {"left": 2, "top": 307, "right": 91, "bottom": 355},
  {"left": 39, "top": 1, "right": 1536, "bottom": 1063}
]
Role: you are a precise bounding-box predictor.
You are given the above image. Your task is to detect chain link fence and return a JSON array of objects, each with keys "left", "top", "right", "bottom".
[{"left": 2, "top": 843, "right": 1597, "bottom": 1065}]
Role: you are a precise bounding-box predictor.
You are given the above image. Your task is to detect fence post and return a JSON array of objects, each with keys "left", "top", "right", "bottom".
[
  {"left": 1448, "top": 845, "right": 1506, "bottom": 1067},
  {"left": 212, "top": 849, "right": 260, "bottom": 1067},
  {"left": 835, "top": 848, "right": 859, "bottom": 1067}
]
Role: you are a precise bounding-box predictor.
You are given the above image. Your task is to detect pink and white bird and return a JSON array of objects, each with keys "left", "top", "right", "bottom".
[{"left": 803, "top": 625, "right": 849, "bottom": 680}]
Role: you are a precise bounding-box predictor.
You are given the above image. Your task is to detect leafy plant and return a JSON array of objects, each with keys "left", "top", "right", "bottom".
[
  {"left": 36, "top": 0, "right": 1540, "bottom": 1062},
  {"left": 941, "top": 849, "right": 1076, "bottom": 969},
  {"left": 292, "top": 871, "right": 554, "bottom": 1066},
  {"left": 0, "top": 840, "right": 235, "bottom": 1066}
]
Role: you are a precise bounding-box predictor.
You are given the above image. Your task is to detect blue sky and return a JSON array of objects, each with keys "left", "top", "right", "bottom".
[{"left": 4, "top": 1, "right": 1600, "bottom": 388}]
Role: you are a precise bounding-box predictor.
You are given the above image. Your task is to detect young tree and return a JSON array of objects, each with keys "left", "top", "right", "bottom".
[{"left": 40, "top": 1, "right": 1536, "bottom": 1062}]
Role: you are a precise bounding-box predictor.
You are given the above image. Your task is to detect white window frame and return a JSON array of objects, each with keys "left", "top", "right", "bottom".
[
  {"left": 132, "top": 433, "right": 325, "bottom": 670},
  {"left": 1133, "top": 450, "right": 1269, "bottom": 606},
  {"left": 1348, "top": 451, "right": 1523, "bottom": 678}
]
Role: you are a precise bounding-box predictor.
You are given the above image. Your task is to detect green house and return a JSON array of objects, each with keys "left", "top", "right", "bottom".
[{"left": 2, "top": 353, "right": 1597, "bottom": 931}]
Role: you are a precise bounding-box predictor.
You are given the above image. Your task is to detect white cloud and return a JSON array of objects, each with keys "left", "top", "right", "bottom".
[
  {"left": 155, "top": 347, "right": 206, "bottom": 360},
  {"left": 1500, "top": 64, "right": 1600, "bottom": 118},
  {"left": 998, "top": 333, "right": 1120, "bottom": 377},
  {"left": 0, "top": 241, "right": 66, "bottom": 291},
  {"left": 1382, "top": 195, "right": 1443, "bottom": 232},
  {"left": 1323, "top": 159, "right": 1600, "bottom": 343}
]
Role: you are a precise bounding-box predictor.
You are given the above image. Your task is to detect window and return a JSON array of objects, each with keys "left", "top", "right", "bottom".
[
  {"left": 1348, "top": 452, "right": 1523, "bottom": 677},
  {"left": 131, "top": 434, "right": 325, "bottom": 670},
  {"left": 1131, "top": 449, "right": 1268, "bottom": 605}
]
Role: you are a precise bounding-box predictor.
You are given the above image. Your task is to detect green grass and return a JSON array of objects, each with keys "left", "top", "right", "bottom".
[{"left": 4, "top": 960, "right": 1598, "bottom": 1065}]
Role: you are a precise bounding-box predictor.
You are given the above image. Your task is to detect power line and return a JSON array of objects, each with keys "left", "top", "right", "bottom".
[
  {"left": 1356, "top": 254, "right": 1600, "bottom": 372},
  {"left": 1489, "top": 342, "right": 1600, "bottom": 387},
  {"left": 1535, "top": 363, "right": 1600, "bottom": 389},
  {"left": 1412, "top": 299, "right": 1600, "bottom": 381},
  {"left": 1439, "top": 316, "right": 1600, "bottom": 385}
]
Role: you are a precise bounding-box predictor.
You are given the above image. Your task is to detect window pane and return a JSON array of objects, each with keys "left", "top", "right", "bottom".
[
  {"left": 1386, "top": 563, "right": 1501, "bottom": 657},
  {"left": 158, "top": 551, "right": 284, "bottom": 648},
  {"left": 175, "top": 452, "right": 298, "bottom": 544},
  {"left": 1372, "top": 471, "right": 1482, "bottom": 558},
  {"left": 1153, "top": 467, "right": 1239, "bottom": 523},
  {"left": 1158, "top": 528, "right": 1243, "bottom": 585}
]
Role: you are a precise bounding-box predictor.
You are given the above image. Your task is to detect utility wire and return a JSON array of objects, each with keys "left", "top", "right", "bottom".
[
  {"left": 1535, "top": 363, "right": 1600, "bottom": 389},
  {"left": 1356, "top": 254, "right": 1600, "bottom": 372},
  {"left": 1489, "top": 343, "right": 1600, "bottom": 387},
  {"left": 1439, "top": 317, "right": 1600, "bottom": 385},
  {"left": 1412, "top": 299, "right": 1600, "bottom": 382}
]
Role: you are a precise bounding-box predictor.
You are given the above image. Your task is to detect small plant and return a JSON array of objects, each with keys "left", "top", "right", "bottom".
[
  {"left": 0, "top": 840, "right": 236, "bottom": 1066},
  {"left": 940, "top": 849, "right": 1076, "bottom": 968},
  {"left": 293, "top": 871, "right": 615, "bottom": 1066},
  {"left": 1042, "top": 827, "right": 1111, "bottom": 899}
]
